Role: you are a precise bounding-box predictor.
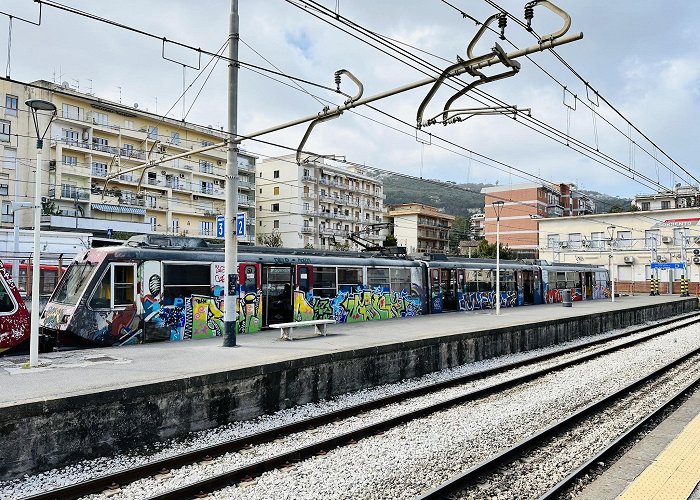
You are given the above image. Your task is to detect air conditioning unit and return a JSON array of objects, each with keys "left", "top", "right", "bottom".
[
  {"left": 657, "top": 256, "right": 667, "bottom": 262},
  {"left": 662, "top": 236, "right": 672, "bottom": 244},
  {"left": 623, "top": 256, "right": 634, "bottom": 264},
  {"left": 560, "top": 241, "right": 568, "bottom": 248},
  {"left": 693, "top": 256, "right": 700, "bottom": 264},
  {"left": 82, "top": 131, "right": 90, "bottom": 141},
  {"left": 179, "top": 173, "right": 185, "bottom": 178},
  {"left": 161, "top": 170, "right": 167, "bottom": 176},
  {"left": 193, "top": 195, "right": 199, "bottom": 200},
  {"left": 582, "top": 240, "right": 590, "bottom": 248},
  {"left": 217, "top": 160, "right": 223, "bottom": 165}
]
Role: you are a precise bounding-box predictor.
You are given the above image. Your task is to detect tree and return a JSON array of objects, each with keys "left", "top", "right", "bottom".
[
  {"left": 474, "top": 239, "right": 514, "bottom": 260},
  {"left": 449, "top": 216, "right": 473, "bottom": 254},
  {"left": 257, "top": 231, "right": 283, "bottom": 247},
  {"left": 383, "top": 234, "right": 397, "bottom": 247},
  {"left": 41, "top": 199, "right": 62, "bottom": 216}
]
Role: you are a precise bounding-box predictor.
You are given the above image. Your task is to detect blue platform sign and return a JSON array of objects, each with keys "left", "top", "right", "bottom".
[
  {"left": 651, "top": 262, "right": 685, "bottom": 269},
  {"left": 215, "top": 213, "right": 246, "bottom": 238}
]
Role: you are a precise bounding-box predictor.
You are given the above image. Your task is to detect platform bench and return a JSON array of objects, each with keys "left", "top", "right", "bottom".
[{"left": 269, "top": 319, "right": 336, "bottom": 341}]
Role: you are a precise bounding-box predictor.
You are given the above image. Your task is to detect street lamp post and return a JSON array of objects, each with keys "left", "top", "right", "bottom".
[
  {"left": 25, "top": 99, "right": 57, "bottom": 367},
  {"left": 493, "top": 201, "right": 504, "bottom": 316},
  {"left": 607, "top": 225, "right": 616, "bottom": 303}
]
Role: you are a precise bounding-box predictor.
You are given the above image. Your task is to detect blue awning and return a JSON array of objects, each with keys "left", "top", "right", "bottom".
[{"left": 92, "top": 203, "right": 145, "bottom": 216}]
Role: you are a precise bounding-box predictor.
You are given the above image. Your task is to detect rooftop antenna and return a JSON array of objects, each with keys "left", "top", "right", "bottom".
[
  {"left": 152, "top": 96, "right": 158, "bottom": 114},
  {"left": 115, "top": 86, "right": 122, "bottom": 103},
  {"left": 85, "top": 78, "right": 94, "bottom": 96}
]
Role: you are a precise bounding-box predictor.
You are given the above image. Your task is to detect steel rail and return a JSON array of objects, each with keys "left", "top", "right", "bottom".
[
  {"left": 538, "top": 375, "right": 700, "bottom": 499},
  {"left": 416, "top": 348, "right": 700, "bottom": 499},
  {"left": 22, "top": 312, "right": 699, "bottom": 500}
]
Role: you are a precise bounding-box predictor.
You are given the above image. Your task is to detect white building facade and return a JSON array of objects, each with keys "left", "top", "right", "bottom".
[
  {"left": 256, "top": 155, "right": 385, "bottom": 250},
  {"left": 538, "top": 208, "right": 700, "bottom": 294}
]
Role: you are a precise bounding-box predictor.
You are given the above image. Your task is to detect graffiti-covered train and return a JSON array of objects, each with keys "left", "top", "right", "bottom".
[{"left": 39, "top": 235, "right": 610, "bottom": 348}]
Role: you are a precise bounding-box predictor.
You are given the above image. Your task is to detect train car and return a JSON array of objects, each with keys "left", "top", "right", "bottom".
[
  {"left": 0, "top": 260, "right": 31, "bottom": 354},
  {"left": 539, "top": 262, "right": 610, "bottom": 303},
  {"left": 40, "top": 235, "right": 427, "bottom": 347},
  {"left": 1, "top": 262, "right": 64, "bottom": 297},
  {"left": 423, "top": 256, "right": 541, "bottom": 312}
]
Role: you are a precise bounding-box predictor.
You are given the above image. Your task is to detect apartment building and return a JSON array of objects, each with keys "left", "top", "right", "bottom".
[
  {"left": 0, "top": 79, "right": 256, "bottom": 243},
  {"left": 539, "top": 208, "right": 700, "bottom": 294},
  {"left": 633, "top": 184, "right": 700, "bottom": 211},
  {"left": 256, "top": 155, "right": 386, "bottom": 250},
  {"left": 387, "top": 203, "right": 454, "bottom": 255},
  {"left": 481, "top": 182, "right": 594, "bottom": 259}
]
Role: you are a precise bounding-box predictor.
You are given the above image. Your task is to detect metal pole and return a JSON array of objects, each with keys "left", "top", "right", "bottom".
[
  {"left": 610, "top": 252, "right": 615, "bottom": 303},
  {"left": 223, "top": 0, "right": 239, "bottom": 347},
  {"left": 496, "top": 216, "right": 500, "bottom": 316},
  {"left": 29, "top": 143, "right": 42, "bottom": 367}
]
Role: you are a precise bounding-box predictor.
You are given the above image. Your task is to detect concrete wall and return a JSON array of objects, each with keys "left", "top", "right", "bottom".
[{"left": 0, "top": 298, "right": 696, "bottom": 480}]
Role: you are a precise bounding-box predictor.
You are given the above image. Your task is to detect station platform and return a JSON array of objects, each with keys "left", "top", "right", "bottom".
[
  {"left": 578, "top": 389, "right": 700, "bottom": 500},
  {"left": 0, "top": 295, "right": 696, "bottom": 480}
]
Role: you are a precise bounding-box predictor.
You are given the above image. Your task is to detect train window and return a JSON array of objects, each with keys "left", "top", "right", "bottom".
[
  {"left": 243, "top": 265, "right": 257, "bottom": 292},
  {"left": 163, "top": 263, "right": 211, "bottom": 304},
  {"left": 52, "top": 262, "right": 95, "bottom": 305},
  {"left": 500, "top": 270, "right": 516, "bottom": 292},
  {"left": 465, "top": 270, "right": 477, "bottom": 293},
  {"left": 89, "top": 267, "right": 112, "bottom": 309},
  {"left": 113, "top": 265, "right": 136, "bottom": 306},
  {"left": 477, "top": 270, "right": 492, "bottom": 292},
  {"left": 297, "top": 266, "right": 310, "bottom": 292},
  {"left": 390, "top": 268, "right": 411, "bottom": 294},
  {"left": 314, "top": 266, "right": 337, "bottom": 298},
  {"left": 0, "top": 277, "right": 15, "bottom": 313},
  {"left": 367, "top": 268, "right": 390, "bottom": 291},
  {"left": 41, "top": 269, "right": 58, "bottom": 296},
  {"left": 338, "top": 267, "right": 363, "bottom": 293}
]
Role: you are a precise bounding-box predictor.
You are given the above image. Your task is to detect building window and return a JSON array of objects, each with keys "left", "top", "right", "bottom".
[
  {"left": 0, "top": 120, "right": 10, "bottom": 142},
  {"left": 303, "top": 202, "right": 309, "bottom": 211},
  {"left": 645, "top": 229, "right": 660, "bottom": 249},
  {"left": 303, "top": 168, "right": 310, "bottom": 177},
  {"left": 171, "top": 218, "right": 179, "bottom": 233},
  {"left": 62, "top": 104, "right": 80, "bottom": 120},
  {"left": 273, "top": 170, "right": 280, "bottom": 179},
  {"left": 661, "top": 200, "right": 671, "bottom": 210},
  {"left": 201, "top": 139, "right": 214, "bottom": 147},
  {"left": 199, "top": 160, "right": 214, "bottom": 174},
  {"left": 568, "top": 233, "right": 582, "bottom": 249},
  {"left": 124, "top": 120, "right": 134, "bottom": 130},
  {"left": 62, "top": 155, "right": 78, "bottom": 166},
  {"left": 0, "top": 184, "right": 8, "bottom": 196},
  {"left": 590, "top": 232, "right": 604, "bottom": 249},
  {"left": 547, "top": 234, "right": 560, "bottom": 248},
  {"left": 63, "top": 129, "right": 79, "bottom": 145},
  {"left": 273, "top": 220, "right": 279, "bottom": 229},
  {"left": 92, "top": 162, "right": 108, "bottom": 177},
  {"left": 271, "top": 203, "right": 280, "bottom": 212},
  {"left": 93, "top": 112, "right": 108, "bottom": 126},
  {"left": 147, "top": 126, "right": 158, "bottom": 139},
  {"left": 170, "top": 132, "right": 180, "bottom": 145},
  {"left": 1, "top": 200, "right": 12, "bottom": 223},
  {"left": 673, "top": 228, "right": 685, "bottom": 246},
  {"left": 617, "top": 230, "right": 632, "bottom": 248},
  {"left": 273, "top": 186, "right": 280, "bottom": 196},
  {"left": 149, "top": 217, "right": 157, "bottom": 232},
  {"left": 3, "top": 148, "right": 16, "bottom": 169},
  {"left": 5, "top": 95, "right": 18, "bottom": 116},
  {"left": 200, "top": 221, "right": 213, "bottom": 236},
  {"left": 641, "top": 202, "right": 650, "bottom": 211}
]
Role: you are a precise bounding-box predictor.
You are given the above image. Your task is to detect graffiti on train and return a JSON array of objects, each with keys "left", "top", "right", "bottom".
[
  {"left": 544, "top": 288, "right": 584, "bottom": 304},
  {"left": 460, "top": 291, "right": 518, "bottom": 310},
  {"left": 293, "top": 286, "right": 422, "bottom": 323}
]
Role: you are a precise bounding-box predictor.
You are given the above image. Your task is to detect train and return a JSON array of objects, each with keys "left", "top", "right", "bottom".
[
  {"left": 36, "top": 234, "right": 611, "bottom": 349},
  {"left": 0, "top": 261, "right": 31, "bottom": 354}
]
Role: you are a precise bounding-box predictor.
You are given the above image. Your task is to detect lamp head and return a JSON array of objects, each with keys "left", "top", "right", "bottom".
[{"left": 25, "top": 99, "right": 57, "bottom": 112}]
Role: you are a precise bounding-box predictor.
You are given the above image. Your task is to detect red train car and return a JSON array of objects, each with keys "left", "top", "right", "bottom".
[{"left": 0, "top": 261, "right": 30, "bottom": 354}]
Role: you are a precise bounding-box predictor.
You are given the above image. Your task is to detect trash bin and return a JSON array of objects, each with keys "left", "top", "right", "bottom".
[{"left": 561, "top": 289, "right": 572, "bottom": 307}]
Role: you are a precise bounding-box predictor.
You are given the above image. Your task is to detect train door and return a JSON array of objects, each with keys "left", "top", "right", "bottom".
[
  {"left": 532, "top": 269, "right": 543, "bottom": 304},
  {"left": 441, "top": 268, "right": 459, "bottom": 311},
  {"left": 238, "top": 263, "right": 262, "bottom": 333},
  {"left": 430, "top": 268, "right": 442, "bottom": 313},
  {"left": 262, "top": 265, "right": 294, "bottom": 326},
  {"left": 584, "top": 272, "right": 593, "bottom": 299},
  {"left": 520, "top": 270, "right": 535, "bottom": 304}
]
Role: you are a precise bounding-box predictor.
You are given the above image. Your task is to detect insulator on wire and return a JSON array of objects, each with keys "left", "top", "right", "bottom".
[
  {"left": 524, "top": 4, "right": 534, "bottom": 31},
  {"left": 334, "top": 71, "right": 342, "bottom": 91},
  {"left": 498, "top": 13, "right": 507, "bottom": 40}
]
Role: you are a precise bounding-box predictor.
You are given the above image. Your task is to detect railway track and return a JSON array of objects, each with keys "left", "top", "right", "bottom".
[
  {"left": 417, "top": 349, "right": 700, "bottom": 499},
  {"left": 22, "top": 313, "right": 700, "bottom": 500}
]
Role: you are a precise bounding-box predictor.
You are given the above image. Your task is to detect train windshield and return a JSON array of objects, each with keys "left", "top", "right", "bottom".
[{"left": 51, "top": 262, "right": 95, "bottom": 305}]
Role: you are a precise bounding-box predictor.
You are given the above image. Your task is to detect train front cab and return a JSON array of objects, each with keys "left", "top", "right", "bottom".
[{"left": 0, "top": 261, "right": 30, "bottom": 353}]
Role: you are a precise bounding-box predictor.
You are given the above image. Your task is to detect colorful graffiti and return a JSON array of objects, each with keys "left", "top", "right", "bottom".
[
  {"left": 592, "top": 284, "right": 610, "bottom": 300},
  {"left": 463, "top": 291, "right": 518, "bottom": 310},
  {"left": 237, "top": 291, "right": 262, "bottom": 334},
  {"left": 293, "top": 286, "right": 421, "bottom": 324},
  {"left": 544, "top": 288, "right": 583, "bottom": 304}
]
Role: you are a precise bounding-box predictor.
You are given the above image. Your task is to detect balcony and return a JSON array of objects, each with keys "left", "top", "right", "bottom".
[
  {"left": 147, "top": 177, "right": 166, "bottom": 187},
  {"left": 119, "top": 196, "right": 145, "bottom": 207},
  {"left": 42, "top": 214, "right": 151, "bottom": 233},
  {"left": 301, "top": 175, "right": 314, "bottom": 183},
  {"left": 237, "top": 162, "right": 255, "bottom": 173},
  {"left": 60, "top": 185, "right": 91, "bottom": 201},
  {"left": 301, "top": 227, "right": 315, "bottom": 234},
  {"left": 238, "top": 179, "right": 253, "bottom": 189},
  {"left": 547, "top": 204, "right": 565, "bottom": 217}
]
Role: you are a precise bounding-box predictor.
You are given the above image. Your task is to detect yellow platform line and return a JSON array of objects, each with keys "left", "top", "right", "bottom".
[{"left": 618, "top": 412, "right": 700, "bottom": 500}]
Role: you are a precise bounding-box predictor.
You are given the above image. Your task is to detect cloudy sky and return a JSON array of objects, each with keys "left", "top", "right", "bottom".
[{"left": 3, "top": 0, "right": 699, "bottom": 197}]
